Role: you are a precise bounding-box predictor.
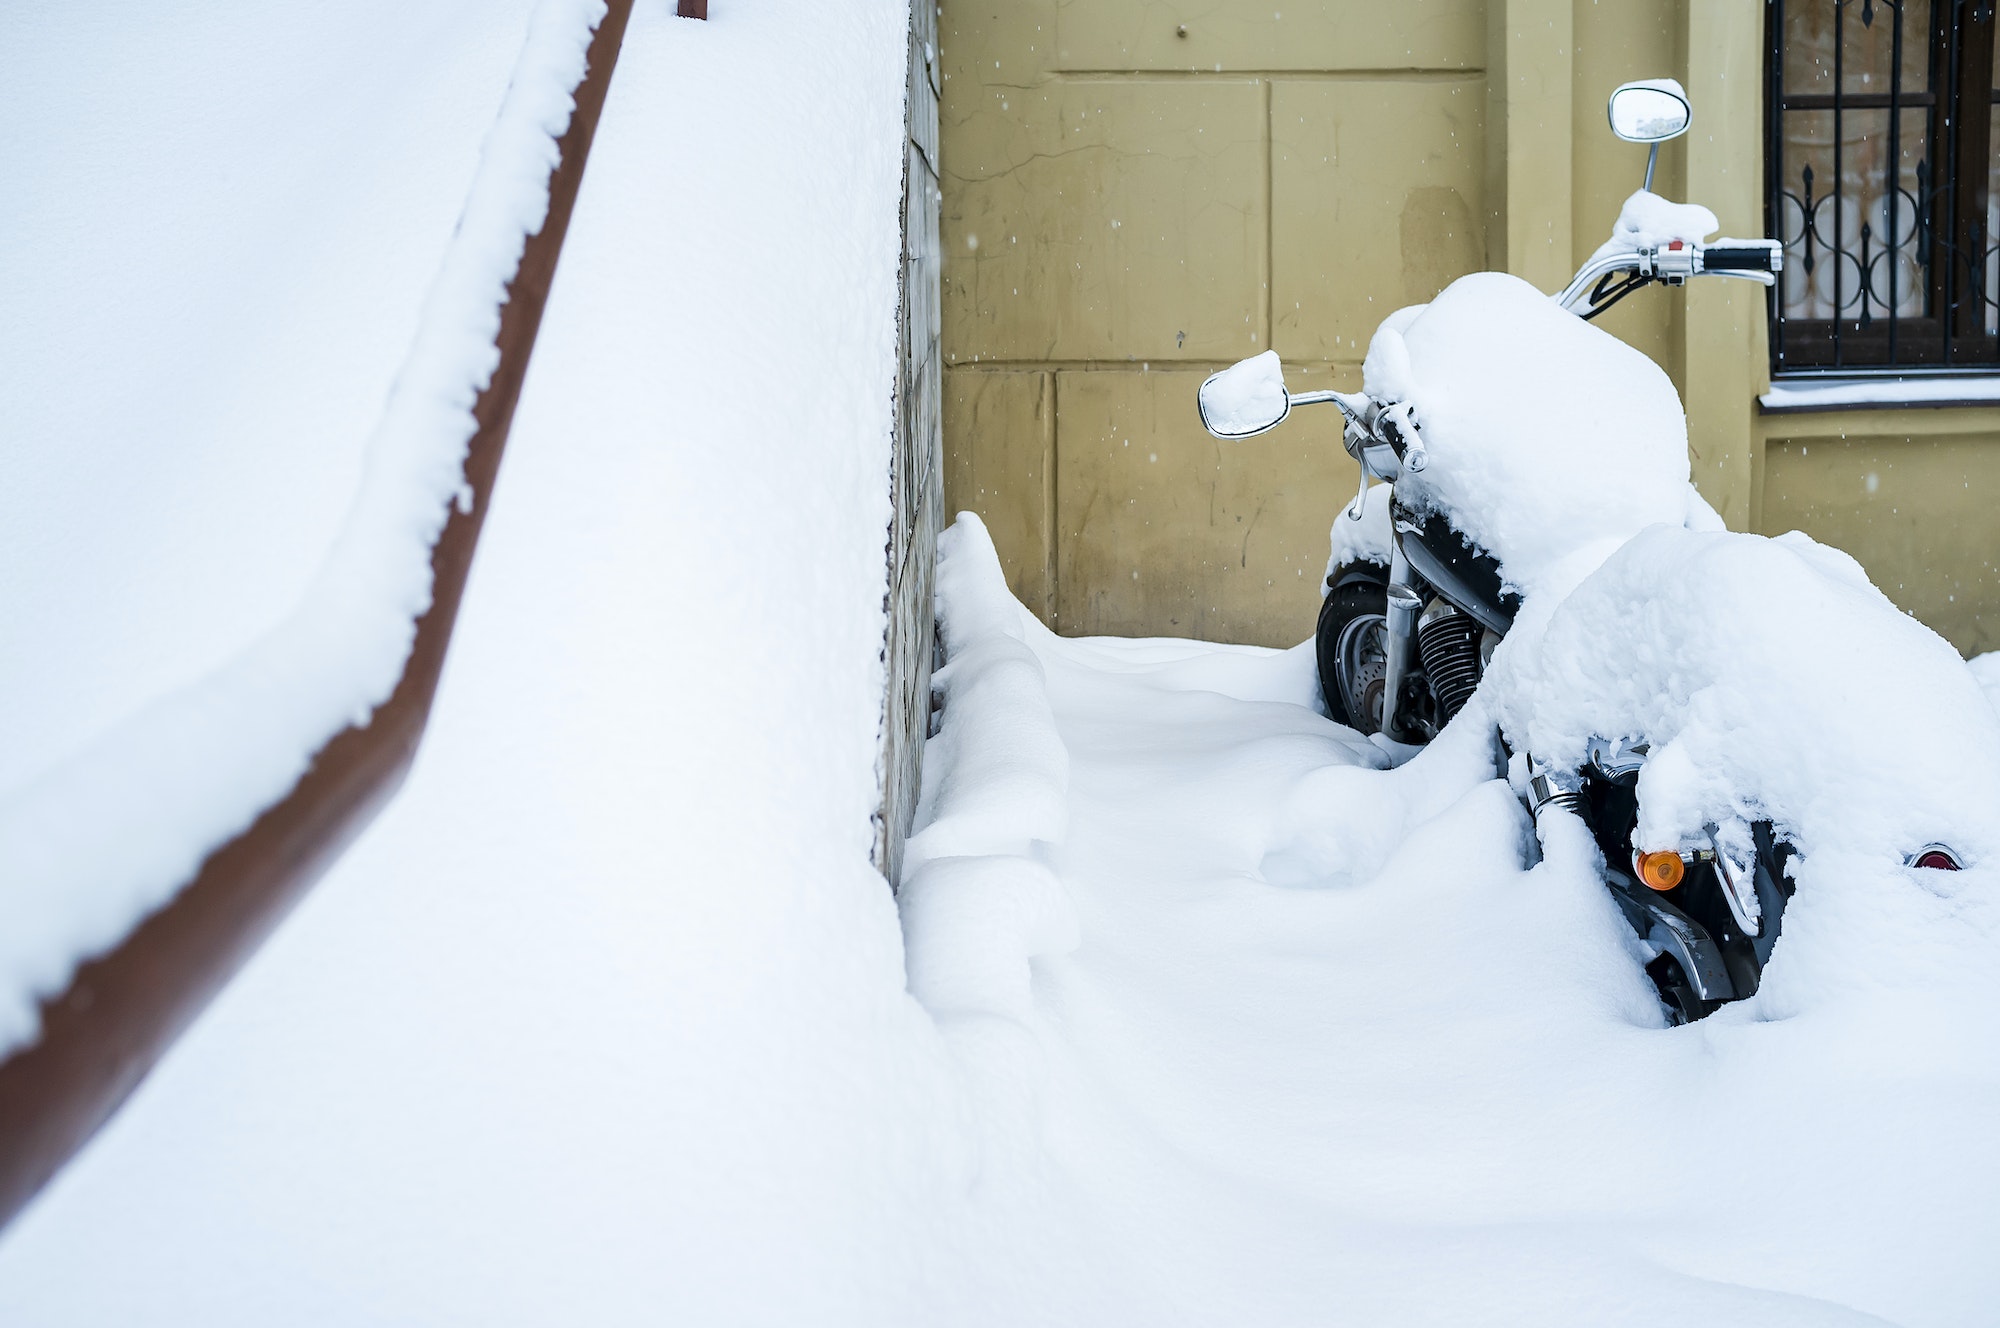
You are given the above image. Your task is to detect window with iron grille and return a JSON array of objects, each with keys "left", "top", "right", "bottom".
[{"left": 1768, "top": 0, "right": 2000, "bottom": 373}]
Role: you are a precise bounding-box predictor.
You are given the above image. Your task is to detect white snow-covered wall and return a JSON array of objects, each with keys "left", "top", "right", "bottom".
[{"left": 878, "top": 0, "right": 944, "bottom": 882}]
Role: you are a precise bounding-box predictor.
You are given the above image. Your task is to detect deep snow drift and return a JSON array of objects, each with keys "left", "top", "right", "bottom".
[
  {"left": 8, "top": 477, "right": 1999, "bottom": 1324},
  {"left": 0, "top": 2, "right": 969, "bottom": 1322},
  {"left": 915, "top": 518, "right": 2000, "bottom": 1326}
]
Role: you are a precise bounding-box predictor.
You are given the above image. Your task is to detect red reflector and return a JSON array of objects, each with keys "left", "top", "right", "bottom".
[{"left": 1915, "top": 850, "right": 1962, "bottom": 871}]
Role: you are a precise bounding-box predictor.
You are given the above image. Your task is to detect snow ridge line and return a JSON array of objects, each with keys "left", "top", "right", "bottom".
[
  {"left": 899, "top": 515, "right": 1078, "bottom": 1031},
  {"left": 0, "top": 1, "right": 607, "bottom": 1057}
]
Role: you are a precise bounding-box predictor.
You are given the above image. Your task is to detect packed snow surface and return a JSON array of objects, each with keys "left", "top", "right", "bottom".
[
  {"left": 1363, "top": 272, "right": 1697, "bottom": 595},
  {"left": 0, "top": 0, "right": 602, "bottom": 1056},
  {"left": 1198, "top": 348, "right": 1289, "bottom": 436}
]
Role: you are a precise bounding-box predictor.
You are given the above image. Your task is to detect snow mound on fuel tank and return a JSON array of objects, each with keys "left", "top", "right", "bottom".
[
  {"left": 1488, "top": 523, "right": 2000, "bottom": 870},
  {"left": 1363, "top": 272, "right": 1693, "bottom": 597}
]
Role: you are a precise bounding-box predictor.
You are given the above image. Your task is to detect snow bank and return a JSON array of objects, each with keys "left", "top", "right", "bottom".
[
  {"left": 900, "top": 516, "right": 1077, "bottom": 1102},
  {"left": 0, "top": 0, "right": 608, "bottom": 1057},
  {"left": 1362, "top": 272, "right": 1692, "bottom": 596},
  {"left": 1489, "top": 525, "right": 2000, "bottom": 870},
  {"left": 904, "top": 518, "right": 1070, "bottom": 866}
]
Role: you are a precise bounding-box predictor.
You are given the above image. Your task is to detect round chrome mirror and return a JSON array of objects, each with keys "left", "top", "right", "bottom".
[
  {"left": 1197, "top": 350, "right": 1290, "bottom": 439},
  {"left": 1607, "top": 79, "right": 1691, "bottom": 143}
]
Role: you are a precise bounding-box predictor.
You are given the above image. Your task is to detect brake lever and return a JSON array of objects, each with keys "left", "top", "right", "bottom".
[{"left": 1346, "top": 465, "right": 1369, "bottom": 521}]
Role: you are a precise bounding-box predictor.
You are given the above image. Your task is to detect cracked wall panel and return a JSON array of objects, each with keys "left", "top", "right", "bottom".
[
  {"left": 1053, "top": 0, "right": 1485, "bottom": 73},
  {"left": 941, "top": 0, "right": 1061, "bottom": 95},
  {"left": 1272, "top": 78, "right": 1486, "bottom": 362},
  {"left": 1054, "top": 367, "right": 1350, "bottom": 646},
  {"left": 943, "top": 79, "right": 1266, "bottom": 364},
  {"left": 944, "top": 366, "right": 1056, "bottom": 621}
]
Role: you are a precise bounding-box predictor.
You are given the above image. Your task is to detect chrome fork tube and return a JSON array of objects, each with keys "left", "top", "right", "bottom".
[{"left": 1381, "top": 541, "right": 1422, "bottom": 740}]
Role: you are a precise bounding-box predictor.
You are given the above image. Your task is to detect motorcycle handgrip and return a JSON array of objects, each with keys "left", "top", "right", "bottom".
[{"left": 1703, "top": 246, "right": 1778, "bottom": 273}]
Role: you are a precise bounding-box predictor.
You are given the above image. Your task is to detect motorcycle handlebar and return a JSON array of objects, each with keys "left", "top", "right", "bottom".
[{"left": 1557, "top": 238, "right": 1784, "bottom": 314}]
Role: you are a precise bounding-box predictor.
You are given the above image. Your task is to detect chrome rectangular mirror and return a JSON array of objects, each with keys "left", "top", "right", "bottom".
[
  {"left": 1197, "top": 350, "right": 1290, "bottom": 439},
  {"left": 1608, "top": 79, "right": 1691, "bottom": 143}
]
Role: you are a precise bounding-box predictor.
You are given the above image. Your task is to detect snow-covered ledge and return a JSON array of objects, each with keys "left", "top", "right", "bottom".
[{"left": 1760, "top": 375, "right": 2000, "bottom": 413}]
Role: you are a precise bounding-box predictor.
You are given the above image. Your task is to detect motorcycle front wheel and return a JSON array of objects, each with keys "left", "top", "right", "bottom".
[{"left": 1315, "top": 563, "right": 1391, "bottom": 733}]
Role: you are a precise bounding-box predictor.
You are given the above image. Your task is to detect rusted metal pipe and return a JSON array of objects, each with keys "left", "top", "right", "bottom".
[{"left": 0, "top": 0, "right": 634, "bottom": 1233}]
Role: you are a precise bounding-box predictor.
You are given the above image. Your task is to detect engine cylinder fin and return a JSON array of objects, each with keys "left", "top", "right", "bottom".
[{"left": 1416, "top": 604, "right": 1483, "bottom": 721}]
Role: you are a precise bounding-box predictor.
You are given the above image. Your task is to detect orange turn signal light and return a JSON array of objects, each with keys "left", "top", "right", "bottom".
[{"left": 1635, "top": 850, "right": 1685, "bottom": 892}]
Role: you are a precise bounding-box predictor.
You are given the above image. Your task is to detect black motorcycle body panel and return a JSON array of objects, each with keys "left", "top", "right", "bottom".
[
  {"left": 1579, "top": 764, "right": 1794, "bottom": 1015},
  {"left": 1389, "top": 495, "right": 1520, "bottom": 634}
]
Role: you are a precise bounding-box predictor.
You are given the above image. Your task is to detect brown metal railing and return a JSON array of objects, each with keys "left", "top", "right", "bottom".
[{"left": 0, "top": 0, "right": 635, "bottom": 1232}]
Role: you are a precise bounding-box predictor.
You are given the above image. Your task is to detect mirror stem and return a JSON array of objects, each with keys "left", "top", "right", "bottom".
[{"left": 1644, "top": 142, "right": 1659, "bottom": 193}]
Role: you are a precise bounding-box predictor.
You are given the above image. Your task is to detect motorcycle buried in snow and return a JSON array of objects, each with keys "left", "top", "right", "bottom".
[{"left": 1195, "top": 79, "right": 1967, "bottom": 1024}]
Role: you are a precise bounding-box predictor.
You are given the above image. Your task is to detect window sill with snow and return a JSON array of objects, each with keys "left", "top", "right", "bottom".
[{"left": 1759, "top": 376, "right": 2000, "bottom": 414}]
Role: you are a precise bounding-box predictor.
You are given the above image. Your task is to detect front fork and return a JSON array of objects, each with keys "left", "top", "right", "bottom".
[{"left": 1380, "top": 541, "right": 1423, "bottom": 741}]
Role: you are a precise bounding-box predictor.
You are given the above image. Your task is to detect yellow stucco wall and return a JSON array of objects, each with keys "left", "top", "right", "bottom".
[
  {"left": 940, "top": 2, "right": 1487, "bottom": 642},
  {"left": 942, "top": 0, "right": 2000, "bottom": 653},
  {"left": 1759, "top": 411, "right": 2000, "bottom": 654}
]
